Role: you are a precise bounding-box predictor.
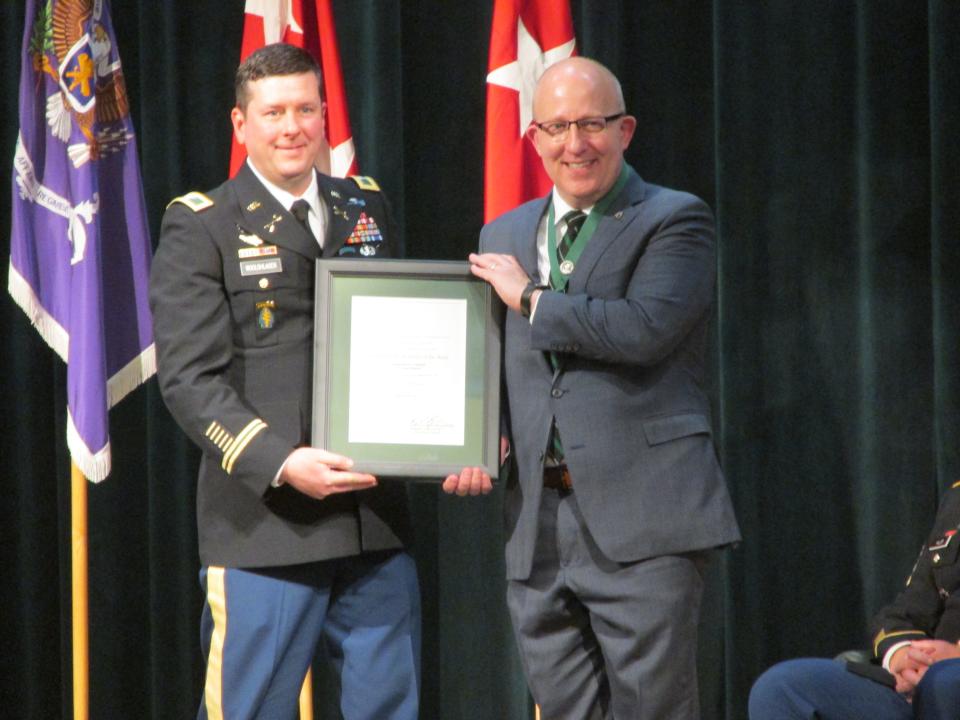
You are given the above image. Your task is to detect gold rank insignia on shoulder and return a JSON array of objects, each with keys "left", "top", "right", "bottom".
[
  {"left": 167, "top": 191, "right": 214, "bottom": 212},
  {"left": 350, "top": 175, "right": 381, "bottom": 192},
  {"left": 246, "top": 200, "right": 262, "bottom": 212}
]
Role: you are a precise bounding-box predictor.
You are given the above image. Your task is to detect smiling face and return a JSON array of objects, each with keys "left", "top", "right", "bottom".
[
  {"left": 231, "top": 71, "right": 326, "bottom": 196},
  {"left": 526, "top": 58, "right": 637, "bottom": 209}
]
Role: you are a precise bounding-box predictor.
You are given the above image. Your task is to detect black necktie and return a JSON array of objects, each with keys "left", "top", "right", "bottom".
[{"left": 290, "top": 199, "right": 313, "bottom": 237}]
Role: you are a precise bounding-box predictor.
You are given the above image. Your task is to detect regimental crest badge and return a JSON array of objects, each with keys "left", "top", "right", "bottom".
[
  {"left": 256, "top": 300, "right": 276, "bottom": 330},
  {"left": 258, "top": 306, "right": 275, "bottom": 329},
  {"left": 31, "top": 0, "right": 133, "bottom": 168}
]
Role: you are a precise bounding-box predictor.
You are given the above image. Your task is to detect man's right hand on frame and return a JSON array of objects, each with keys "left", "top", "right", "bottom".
[
  {"left": 279, "top": 447, "right": 378, "bottom": 499},
  {"left": 441, "top": 466, "right": 493, "bottom": 496},
  {"left": 441, "top": 436, "right": 508, "bottom": 496}
]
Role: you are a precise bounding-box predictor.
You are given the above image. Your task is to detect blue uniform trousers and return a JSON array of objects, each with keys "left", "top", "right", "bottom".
[
  {"left": 749, "top": 657, "right": 960, "bottom": 720},
  {"left": 197, "top": 549, "right": 420, "bottom": 720}
]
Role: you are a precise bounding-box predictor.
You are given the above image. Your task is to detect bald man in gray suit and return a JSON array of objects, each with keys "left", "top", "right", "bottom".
[{"left": 445, "top": 57, "right": 740, "bottom": 719}]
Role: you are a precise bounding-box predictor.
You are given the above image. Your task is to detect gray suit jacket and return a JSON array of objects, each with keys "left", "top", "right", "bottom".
[{"left": 481, "top": 168, "right": 741, "bottom": 581}]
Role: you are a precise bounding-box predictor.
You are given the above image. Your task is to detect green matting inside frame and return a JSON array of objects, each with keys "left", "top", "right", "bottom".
[{"left": 324, "top": 274, "right": 489, "bottom": 469}]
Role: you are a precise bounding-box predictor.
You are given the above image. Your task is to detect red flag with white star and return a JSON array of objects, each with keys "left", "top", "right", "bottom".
[
  {"left": 230, "top": 0, "right": 358, "bottom": 178},
  {"left": 484, "top": 0, "right": 575, "bottom": 222}
]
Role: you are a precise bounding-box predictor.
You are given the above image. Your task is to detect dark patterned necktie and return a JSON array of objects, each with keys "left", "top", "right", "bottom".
[{"left": 558, "top": 210, "right": 587, "bottom": 263}]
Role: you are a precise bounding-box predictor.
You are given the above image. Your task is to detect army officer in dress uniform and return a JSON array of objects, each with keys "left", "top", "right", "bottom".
[
  {"left": 749, "top": 481, "right": 960, "bottom": 719},
  {"left": 150, "top": 43, "right": 446, "bottom": 719}
]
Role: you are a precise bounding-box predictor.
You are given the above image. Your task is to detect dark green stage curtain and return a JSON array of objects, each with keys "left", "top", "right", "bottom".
[{"left": 1, "top": 2, "right": 958, "bottom": 718}]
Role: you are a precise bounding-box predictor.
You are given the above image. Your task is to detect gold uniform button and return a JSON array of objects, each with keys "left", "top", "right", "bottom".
[
  {"left": 259, "top": 278, "right": 269, "bottom": 289},
  {"left": 934, "top": 553, "right": 942, "bottom": 563}
]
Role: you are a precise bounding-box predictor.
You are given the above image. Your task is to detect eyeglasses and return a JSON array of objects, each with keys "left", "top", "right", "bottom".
[{"left": 532, "top": 113, "right": 625, "bottom": 140}]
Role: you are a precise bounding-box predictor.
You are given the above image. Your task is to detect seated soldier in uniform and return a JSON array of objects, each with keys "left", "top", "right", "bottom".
[{"left": 749, "top": 482, "right": 960, "bottom": 720}]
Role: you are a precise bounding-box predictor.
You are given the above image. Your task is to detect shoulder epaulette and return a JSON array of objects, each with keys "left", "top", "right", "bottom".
[
  {"left": 167, "top": 191, "right": 215, "bottom": 212},
  {"left": 349, "top": 175, "right": 381, "bottom": 192}
]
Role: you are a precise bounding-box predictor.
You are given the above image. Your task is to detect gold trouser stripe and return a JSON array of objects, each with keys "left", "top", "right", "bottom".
[
  {"left": 204, "top": 567, "right": 227, "bottom": 720},
  {"left": 222, "top": 419, "right": 267, "bottom": 474}
]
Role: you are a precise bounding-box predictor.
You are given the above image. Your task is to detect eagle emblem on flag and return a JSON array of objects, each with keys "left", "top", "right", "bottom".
[{"left": 32, "top": 0, "right": 132, "bottom": 167}]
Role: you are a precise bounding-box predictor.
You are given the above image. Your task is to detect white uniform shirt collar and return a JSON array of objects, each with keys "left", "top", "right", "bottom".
[
  {"left": 247, "top": 161, "right": 322, "bottom": 216},
  {"left": 246, "top": 161, "right": 325, "bottom": 244}
]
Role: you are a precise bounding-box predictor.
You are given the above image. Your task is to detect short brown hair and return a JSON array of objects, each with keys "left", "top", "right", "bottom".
[{"left": 235, "top": 43, "right": 323, "bottom": 110}]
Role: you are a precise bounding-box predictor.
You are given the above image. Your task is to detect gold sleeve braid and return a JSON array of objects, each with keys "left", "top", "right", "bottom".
[{"left": 205, "top": 419, "right": 268, "bottom": 474}]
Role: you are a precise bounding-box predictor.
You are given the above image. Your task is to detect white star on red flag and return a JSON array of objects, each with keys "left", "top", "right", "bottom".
[
  {"left": 487, "top": 18, "right": 575, "bottom": 137},
  {"left": 484, "top": 0, "right": 576, "bottom": 222},
  {"left": 244, "top": 0, "right": 303, "bottom": 42}
]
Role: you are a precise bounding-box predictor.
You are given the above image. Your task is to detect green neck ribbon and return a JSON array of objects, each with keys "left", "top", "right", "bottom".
[{"left": 547, "top": 164, "right": 632, "bottom": 291}]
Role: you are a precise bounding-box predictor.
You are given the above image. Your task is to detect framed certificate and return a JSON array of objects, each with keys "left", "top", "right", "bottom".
[{"left": 312, "top": 258, "right": 502, "bottom": 479}]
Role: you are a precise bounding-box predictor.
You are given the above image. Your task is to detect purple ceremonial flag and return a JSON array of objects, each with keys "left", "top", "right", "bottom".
[{"left": 8, "top": 0, "right": 155, "bottom": 482}]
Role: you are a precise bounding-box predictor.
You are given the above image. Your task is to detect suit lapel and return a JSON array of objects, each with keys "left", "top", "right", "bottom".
[
  {"left": 231, "top": 165, "right": 320, "bottom": 259},
  {"left": 516, "top": 197, "right": 550, "bottom": 281},
  {"left": 565, "top": 169, "right": 647, "bottom": 293}
]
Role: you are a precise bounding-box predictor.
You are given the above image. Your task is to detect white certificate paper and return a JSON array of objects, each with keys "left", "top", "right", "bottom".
[{"left": 348, "top": 295, "right": 467, "bottom": 445}]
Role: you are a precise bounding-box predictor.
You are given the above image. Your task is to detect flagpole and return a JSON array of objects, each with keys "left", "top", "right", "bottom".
[
  {"left": 71, "top": 461, "right": 89, "bottom": 720},
  {"left": 299, "top": 668, "right": 314, "bottom": 720}
]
